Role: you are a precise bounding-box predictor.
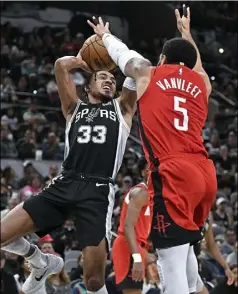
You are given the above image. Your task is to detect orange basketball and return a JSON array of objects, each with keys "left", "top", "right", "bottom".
[{"left": 81, "top": 34, "right": 116, "bottom": 72}]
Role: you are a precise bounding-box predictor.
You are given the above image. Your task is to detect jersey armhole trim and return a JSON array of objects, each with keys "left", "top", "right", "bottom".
[
  {"left": 113, "top": 99, "right": 130, "bottom": 133},
  {"left": 65, "top": 99, "right": 81, "bottom": 129}
]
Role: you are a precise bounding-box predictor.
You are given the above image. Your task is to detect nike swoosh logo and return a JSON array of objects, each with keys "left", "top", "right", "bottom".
[
  {"left": 96, "top": 183, "right": 107, "bottom": 187},
  {"left": 35, "top": 269, "right": 47, "bottom": 281}
]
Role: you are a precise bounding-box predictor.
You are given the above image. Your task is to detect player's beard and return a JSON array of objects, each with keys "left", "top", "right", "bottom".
[{"left": 96, "top": 90, "right": 114, "bottom": 102}]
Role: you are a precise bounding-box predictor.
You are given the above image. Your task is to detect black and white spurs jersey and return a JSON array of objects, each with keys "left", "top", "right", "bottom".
[{"left": 62, "top": 99, "right": 130, "bottom": 179}]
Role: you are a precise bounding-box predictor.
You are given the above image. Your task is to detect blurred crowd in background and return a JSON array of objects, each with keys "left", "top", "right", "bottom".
[{"left": 0, "top": 1, "right": 237, "bottom": 294}]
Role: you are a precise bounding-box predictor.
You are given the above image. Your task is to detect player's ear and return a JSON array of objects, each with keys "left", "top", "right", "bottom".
[
  {"left": 160, "top": 54, "right": 167, "bottom": 65},
  {"left": 85, "top": 84, "right": 90, "bottom": 93}
]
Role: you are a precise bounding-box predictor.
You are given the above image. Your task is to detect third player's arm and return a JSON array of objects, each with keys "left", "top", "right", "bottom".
[
  {"left": 205, "top": 216, "right": 235, "bottom": 285},
  {"left": 54, "top": 54, "right": 90, "bottom": 119},
  {"left": 205, "top": 215, "right": 231, "bottom": 272},
  {"left": 124, "top": 187, "right": 148, "bottom": 255}
]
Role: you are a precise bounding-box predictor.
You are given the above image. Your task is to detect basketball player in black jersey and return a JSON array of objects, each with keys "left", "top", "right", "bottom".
[{"left": 1, "top": 50, "right": 137, "bottom": 294}]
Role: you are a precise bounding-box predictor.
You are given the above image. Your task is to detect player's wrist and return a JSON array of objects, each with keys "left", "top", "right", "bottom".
[{"left": 132, "top": 253, "right": 142, "bottom": 263}]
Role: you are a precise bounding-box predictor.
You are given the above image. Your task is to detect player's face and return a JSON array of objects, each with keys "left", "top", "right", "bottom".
[
  {"left": 90, "top": 71, "right": 116, "bottom": 100},
  {"left": 142, "top": 164, "right": 149, "bottom": 182}
]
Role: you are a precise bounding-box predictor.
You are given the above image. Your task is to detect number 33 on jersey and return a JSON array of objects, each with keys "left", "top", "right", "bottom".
[{"left": 62, "top": 100, "right": 130, "bottom": 178}]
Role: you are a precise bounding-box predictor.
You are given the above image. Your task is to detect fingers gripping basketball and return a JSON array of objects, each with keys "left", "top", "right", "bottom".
[{"left": 81, "top": 34, "right": 116, "bottom": 71}]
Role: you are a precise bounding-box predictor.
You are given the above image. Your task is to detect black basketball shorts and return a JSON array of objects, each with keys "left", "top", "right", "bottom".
[{"left": 23, "top": 171, "right": 115, "bottom": 250}]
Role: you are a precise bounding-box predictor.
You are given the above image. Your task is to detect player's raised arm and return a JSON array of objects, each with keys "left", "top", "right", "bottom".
[
  {"left": 175, "top": 5, "right": 212, "bottom": 97},
  {"left": 54, "top": 53, "right": 91, "bottom": 119},
  {"left": 87, "top": 17, "right": 152, "bottom": 94},
  {"left": 124, "top": 186, "right": 148, "bottom": 282}
]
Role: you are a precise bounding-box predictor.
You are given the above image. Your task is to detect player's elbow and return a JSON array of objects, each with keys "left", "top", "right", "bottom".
[
  {"left": 54, "top": 58, "right": 67, "bottom": 71},
  {"left": 123, "top": 222, "right": 130, "bottom": 233},
  {"left": 124, "top": 220, "right": 134, "bottom": 235}
]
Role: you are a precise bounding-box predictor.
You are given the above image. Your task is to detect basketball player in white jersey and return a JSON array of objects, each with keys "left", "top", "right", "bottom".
[{"left": 1, "top": 48, "right": 138, "bottom": 293}]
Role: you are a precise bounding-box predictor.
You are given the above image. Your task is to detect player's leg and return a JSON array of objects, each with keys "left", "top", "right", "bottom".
[
  {"left": 186, "top": 245, "right": 199, "bottom": 293},
  {"left": 83, "top": 239, "right": 108, "bottom": 293},
  {"left": 156, "top": 243, "right": 190, "bottom": 294},
  {"left": 74, "top": 182, "right": 115, "bottom": 293},
  {"left": 1, "top": 183, "right": 67, "bottom": 293},
  {"left": 1, "top": 203, "right": 51, "bottom": 280},
  {"left": 1, "top": 202, "right": 36, "bottom": 246}
]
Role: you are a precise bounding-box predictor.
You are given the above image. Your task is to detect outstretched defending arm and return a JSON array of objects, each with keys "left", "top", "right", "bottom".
[
  {"left": 175, "top": 5, "right": 212, "bottom": 97},
  {"left": 87, "top": 17, "right": 151, "bottom": 82}
]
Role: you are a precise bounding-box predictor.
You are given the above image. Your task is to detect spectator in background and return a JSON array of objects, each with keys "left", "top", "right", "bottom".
[
  {"left": 18, "top": 161, "right": 34, "bottom": 188},
  {"left": 0, "top": 75, "right": 18, "bottom": 102},
  {"left": 21, "top": 175, "right": 42, "bottom": 201},
  {"left": 121, "top": 175, "right": 133, "bottom": 194},
  {"left": 69, "top": 253, "right": 84, "bottom": 282},
  {"left": 2, "top": 166, "right": 18, "bottom": 188},
  {"left": 46, "top": 77, "right": 60, "bottom": 106},
  {"left": 1, "top": 124, "right": 18, "bottom": 158},
  {"left": 220, "top": 230, "right": 237, "bottom": 256},
  {"left": 40, "top": 240, "right": 60, "bottom": 257},
  {"left": 227, "top": 131, "right": 237, "bottom": 154},
  {"left": 45, "top": 164, "right": 59, "bottom": 186},
  {"left": 217, "top": 145, "right": 235, "bottom": 173},
  {"left": 206, "top": 133, "right": 220, "bottom": 156},
  {"left": 20, "top": 55, "right": 38, "bottom": 76},
  {"left": 41, "top": 132, "right": 63, "bottom": 160},
  {"left": 0, "top": 251, "right": 18, "bottom": 294},
  {"left": 203, "top": 120, "right": 219, "bottom": 141},
  {"left": 1, "top": 197, "right": 19, "bottom": 219},
  {"left": 16, "top": 129, "right": 37, "bottom": 159},
  {"left": 0, "top": 183, "right": 11, "bottom": 211},
  {"left": 53, "top": 220, "right": 78, "bottom": 259},
  {"left": 16, "top": 76, "right": 29, "bottom": 94},
  {"left": 45, "top": 268, "right": 74, "bottom": 294},
  {"left": 1, "top": 108, "right": 19, "bottom": 133},
  {"left": 213, "top": 198, "right": 231, "bottom": 228},
  {"left": 23, "top": 100, "right": 47, "bottom": 125}
]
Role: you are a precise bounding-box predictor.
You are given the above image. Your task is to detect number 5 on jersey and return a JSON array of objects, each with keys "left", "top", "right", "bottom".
[
  {"left": 174, "top": 96, "right": 189, "bottom": 131},
  {"left": 77, "top": 125, "right": 107, "bottom": 144}
]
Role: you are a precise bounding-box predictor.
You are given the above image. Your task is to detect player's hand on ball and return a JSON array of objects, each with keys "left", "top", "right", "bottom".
[
  {"left": 76, "top": 51, "right": 92, "bottom": 73},
  {"left": 87, "top": 16, "right": 111, "bottom": 38},
  {"left": 132, "top": 261, "right": 144, "bottom": 282},
  {"left": 175, "top": 4, "right": 191, "bottom": 35}
]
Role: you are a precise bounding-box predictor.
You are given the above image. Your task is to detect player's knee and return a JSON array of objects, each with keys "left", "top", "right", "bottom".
[{"left": 85, "top": 275, "right": 104, "bottom": 292}]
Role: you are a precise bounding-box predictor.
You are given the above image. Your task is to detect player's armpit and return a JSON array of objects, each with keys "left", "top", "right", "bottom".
[{"left": 54, "top": 57, "right": 83, "bottom": 119}]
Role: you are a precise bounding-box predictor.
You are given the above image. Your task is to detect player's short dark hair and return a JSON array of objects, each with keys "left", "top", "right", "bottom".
[
  {"left": 138, "top": 156, "right": 147, "bottom": 174},
  {"left": 162, "top": 37, "right": 197, "bottom": 69}
]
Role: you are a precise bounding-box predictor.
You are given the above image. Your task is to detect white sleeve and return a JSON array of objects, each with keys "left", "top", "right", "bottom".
[
  {"left": 123, "top": 77, "right": 136, "bottom": 91},
  {"left": 102, "top": 33, "right": 146, "bottom": 75}
]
